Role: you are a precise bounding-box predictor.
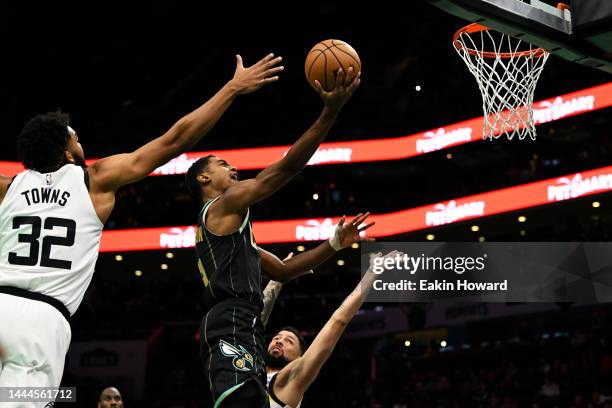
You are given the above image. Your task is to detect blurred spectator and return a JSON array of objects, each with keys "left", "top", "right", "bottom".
[{"left": 98, "top": 387, "right": 123, "bottom": 408}]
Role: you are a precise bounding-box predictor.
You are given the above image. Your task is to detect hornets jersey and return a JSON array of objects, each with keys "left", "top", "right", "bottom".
[{"left": 194, "top": 196, "right": 263, "bottom": 310}]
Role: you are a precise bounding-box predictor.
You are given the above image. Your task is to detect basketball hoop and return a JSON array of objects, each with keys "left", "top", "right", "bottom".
[{"left": 453, "top": 23, "right": 550, "bottom": 140}]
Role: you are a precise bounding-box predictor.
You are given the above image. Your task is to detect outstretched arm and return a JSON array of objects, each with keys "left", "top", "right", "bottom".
[
  {"left": 89, "top": 53, "right": 284, "bottom": 193},
  {"left": 260, "top": 213, "right": 375, "bottom": 282},
  {"left": 260, "top": 252, "right": 296, "bottom": 326},
  {"left": 275, "top": 251, "right": 401, "bottom": 406},
  {"left": 261, "top": 279, "right": 283, "bottom": 327},
  {"left": 215, "top": 68, "right": 361, "bottom": 216}
]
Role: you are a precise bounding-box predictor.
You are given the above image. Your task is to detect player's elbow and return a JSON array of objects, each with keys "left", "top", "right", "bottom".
[
  {"left": 272, "top": 273, "right": 292, "bottom": 284},
  {"left": 263, "top": 263, "right": 292, "bottom": 283},
  {"left": 274, "top": 264, "right": 295, "bottom": 283},
  {"left": 330, "top": 313, "right": 350, "bottom": 329}
]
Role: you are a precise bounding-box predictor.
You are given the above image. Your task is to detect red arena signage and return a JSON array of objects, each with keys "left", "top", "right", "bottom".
[
  {"left": 1, "top": 83, "right": 611, "bottom": 176},
  {"left": 98, "top": 165, "right": 612, "bottom": 251}
]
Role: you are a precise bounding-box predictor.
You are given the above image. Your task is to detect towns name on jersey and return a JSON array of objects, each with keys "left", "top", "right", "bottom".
[{"left": 20, "top": 187, "right": 70, "bottom": 206}]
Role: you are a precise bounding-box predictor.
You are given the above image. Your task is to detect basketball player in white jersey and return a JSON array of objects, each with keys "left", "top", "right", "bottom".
[
  {"left": 0, "top": 53, "right": 283, "bottom": 393},
  {"left": 262, "top": 251, "right": 401, "bottom": 408}
]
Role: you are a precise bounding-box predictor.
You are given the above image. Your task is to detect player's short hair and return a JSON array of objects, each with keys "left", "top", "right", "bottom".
[
  {"left": 279, "top": 326, "right": 307, "bottom": 355},
  {"left": 98, "top": 386, "right": 122, "bottom": 402},
  {"left": 17, "top": 112, "right": 72, "bottom": 173},
  {"left": 185, "top": 155, "right": 215, "bottom": 198}
]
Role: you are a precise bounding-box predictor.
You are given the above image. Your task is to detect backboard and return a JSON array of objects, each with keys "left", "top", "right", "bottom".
[{"left": 429, "top": 0, "right": 612, "bottom": 73}]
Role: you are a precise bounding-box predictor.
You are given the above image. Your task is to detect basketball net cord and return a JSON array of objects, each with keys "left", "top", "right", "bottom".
[{"left": 455, "top": 28, "right": 550, "bottom": 140}]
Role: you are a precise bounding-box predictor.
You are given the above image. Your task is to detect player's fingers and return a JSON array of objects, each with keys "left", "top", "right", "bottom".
[
  {"left": 256, "top": 53, "right": 275, "bottom": 65},
  {"left": 261, "top": 76, "right": 279, "bottom": 84},
  {"left": 263, "top": 56, "right": 283, "bottom": 69},
  {"left": 348, "top": 73, "right": 361, "bottom": 92},
  {"left": 313, "top": 80, "right": 325, "bottom": 94},
  {"left": 353, "top": 212, "right": 370, "bottom": 226},
  {"left": 235, "top": 55, "right": 244, "bottom": 71},
  {"left": 264, "top": 66, "right": 285, "bottom": 76},
  {"left": 352, "top": 214, "right": 369, "bottom": 229},
  {"left": 350, "top": 213, "right": 363, "bottom": 225},
  {"left": 344, "top": 66, "right": 355, "bottom": 85},
  {"left": 347, "top": 80, "right": 361, "bottom": 95},
  {"left": 334, "top": 68, "right": 345, "bottom": 91},
  {"left": 358, "top": 221, "right": 375, "bottom": 232},
  {"left": 338, "top": 215, "right": 346, "bottom": 227}
]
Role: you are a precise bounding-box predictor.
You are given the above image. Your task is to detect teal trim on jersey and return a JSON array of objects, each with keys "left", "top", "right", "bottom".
[
  {"left": 213, "top": 381, "right": 246, "bottom": 408},
  {"left": 200, "top": 196, "right": 220, "bottom": 222},
  {"left": 238, "top": 209, "right": 250, "bottom": 233},
  {"left": 200, "top": 195, "right": 250, "bottom": 236}
]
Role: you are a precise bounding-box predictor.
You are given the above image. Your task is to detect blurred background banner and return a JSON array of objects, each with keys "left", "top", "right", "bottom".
[{"left": 65, "top": 341, "right": 147, "bottom": 400}]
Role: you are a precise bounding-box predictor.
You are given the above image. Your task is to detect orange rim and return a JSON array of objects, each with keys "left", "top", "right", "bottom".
[
  {"left": 556, "top": 3, "right": 570, "bottom": 11},
  {"left": 453, "top": 23, "right": 548, "bottom": 59}
]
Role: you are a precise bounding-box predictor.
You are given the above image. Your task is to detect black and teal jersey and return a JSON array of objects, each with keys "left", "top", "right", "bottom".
[{"left": 195, "top": 196, "right": 264, "bottom": 311}]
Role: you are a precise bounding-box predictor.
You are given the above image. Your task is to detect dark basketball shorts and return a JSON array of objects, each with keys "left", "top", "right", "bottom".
[{"left": 200, "top": 298, "right": 269, "bottom": 407}]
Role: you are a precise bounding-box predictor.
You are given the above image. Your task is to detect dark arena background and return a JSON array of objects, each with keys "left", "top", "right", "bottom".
[{"left": 1, "top": 2, "right": 611, "bottom": 407}]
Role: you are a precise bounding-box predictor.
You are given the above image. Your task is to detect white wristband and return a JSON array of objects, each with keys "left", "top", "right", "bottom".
[
  {"left": 328, "top": 217, "right": 345, "bottom": 251},
  {"left": 328, "top": 237, "right": 342, "bottom": 251},
  {"left": 328, "top": 226, "right": 342, "bottom": 251}
]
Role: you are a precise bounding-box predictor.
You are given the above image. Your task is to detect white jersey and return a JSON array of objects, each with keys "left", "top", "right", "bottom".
[
  {"left": 267, "top": 371, "right": 302, "bottom": 408},
  {"left": 0, "top": 164, "right": 103, "bottom": 315}
]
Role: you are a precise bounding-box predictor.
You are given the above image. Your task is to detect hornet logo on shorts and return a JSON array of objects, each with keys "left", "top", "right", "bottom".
[{"left": 219, "top": 339, "right": 254, "bottom": 372}]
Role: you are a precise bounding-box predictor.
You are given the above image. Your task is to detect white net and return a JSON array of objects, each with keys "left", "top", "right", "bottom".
[{"left": 454, "top": 24, "right": 550, "bottom": 140}]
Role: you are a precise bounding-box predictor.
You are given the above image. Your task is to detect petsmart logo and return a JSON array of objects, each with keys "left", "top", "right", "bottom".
[
  {"left": 153, "top": 154, "right": 196, "bottom": 176},
  {"left": 416, "top": 127, "right": 473, "bottom": 153},
  {"left": 425, "top": 200, "right": 486, "bottom": 226},
  {"left": 307, "top": 148, "right": 353, "bottom": 165},
  {"left": 295, "top": 219, "right": 336, "bottom": 241},
  {"left": 533, "top": 95, "right": 595, "bottom": 125},
  {"left": 547, "top": 173, "right": 612, "bottom": 202},
  {"left": 160, "top": 226, "right": 196, "bottom": 248}
]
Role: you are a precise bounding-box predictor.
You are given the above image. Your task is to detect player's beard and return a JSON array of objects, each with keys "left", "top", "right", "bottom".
[
  {"left": 265, "top": 351, "right": 290, "bottom": 369},
  {"left": 72, "top": 154, "right": 87, "bottom": 168}
]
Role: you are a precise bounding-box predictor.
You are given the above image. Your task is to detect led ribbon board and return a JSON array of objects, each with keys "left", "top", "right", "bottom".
[
  {"left": 99, "top": 165, "right": 612, "bottom": 251},
  {"left": 1, "top": 83, "right": 610, "bottom": 175}
]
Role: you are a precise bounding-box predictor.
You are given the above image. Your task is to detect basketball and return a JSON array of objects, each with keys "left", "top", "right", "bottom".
[{"left": 305, "top": 39, "right": 361, "bottom": 92}]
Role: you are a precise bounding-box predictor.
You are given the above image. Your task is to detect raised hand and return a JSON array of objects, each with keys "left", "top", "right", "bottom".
[
  {"left": 313, "top": 67, "right": 361, "bottom": 112},
  {"left": 329, "top": 212, "right": 375, "bottom": 251},
  {"left": 230, "top": 53, "right": 284, "bottom": 95}
]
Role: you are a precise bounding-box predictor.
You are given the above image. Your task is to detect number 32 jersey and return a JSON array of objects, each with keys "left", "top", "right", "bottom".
[{"left": 0, "top": 164, "right": 104, "bottom": 315}]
